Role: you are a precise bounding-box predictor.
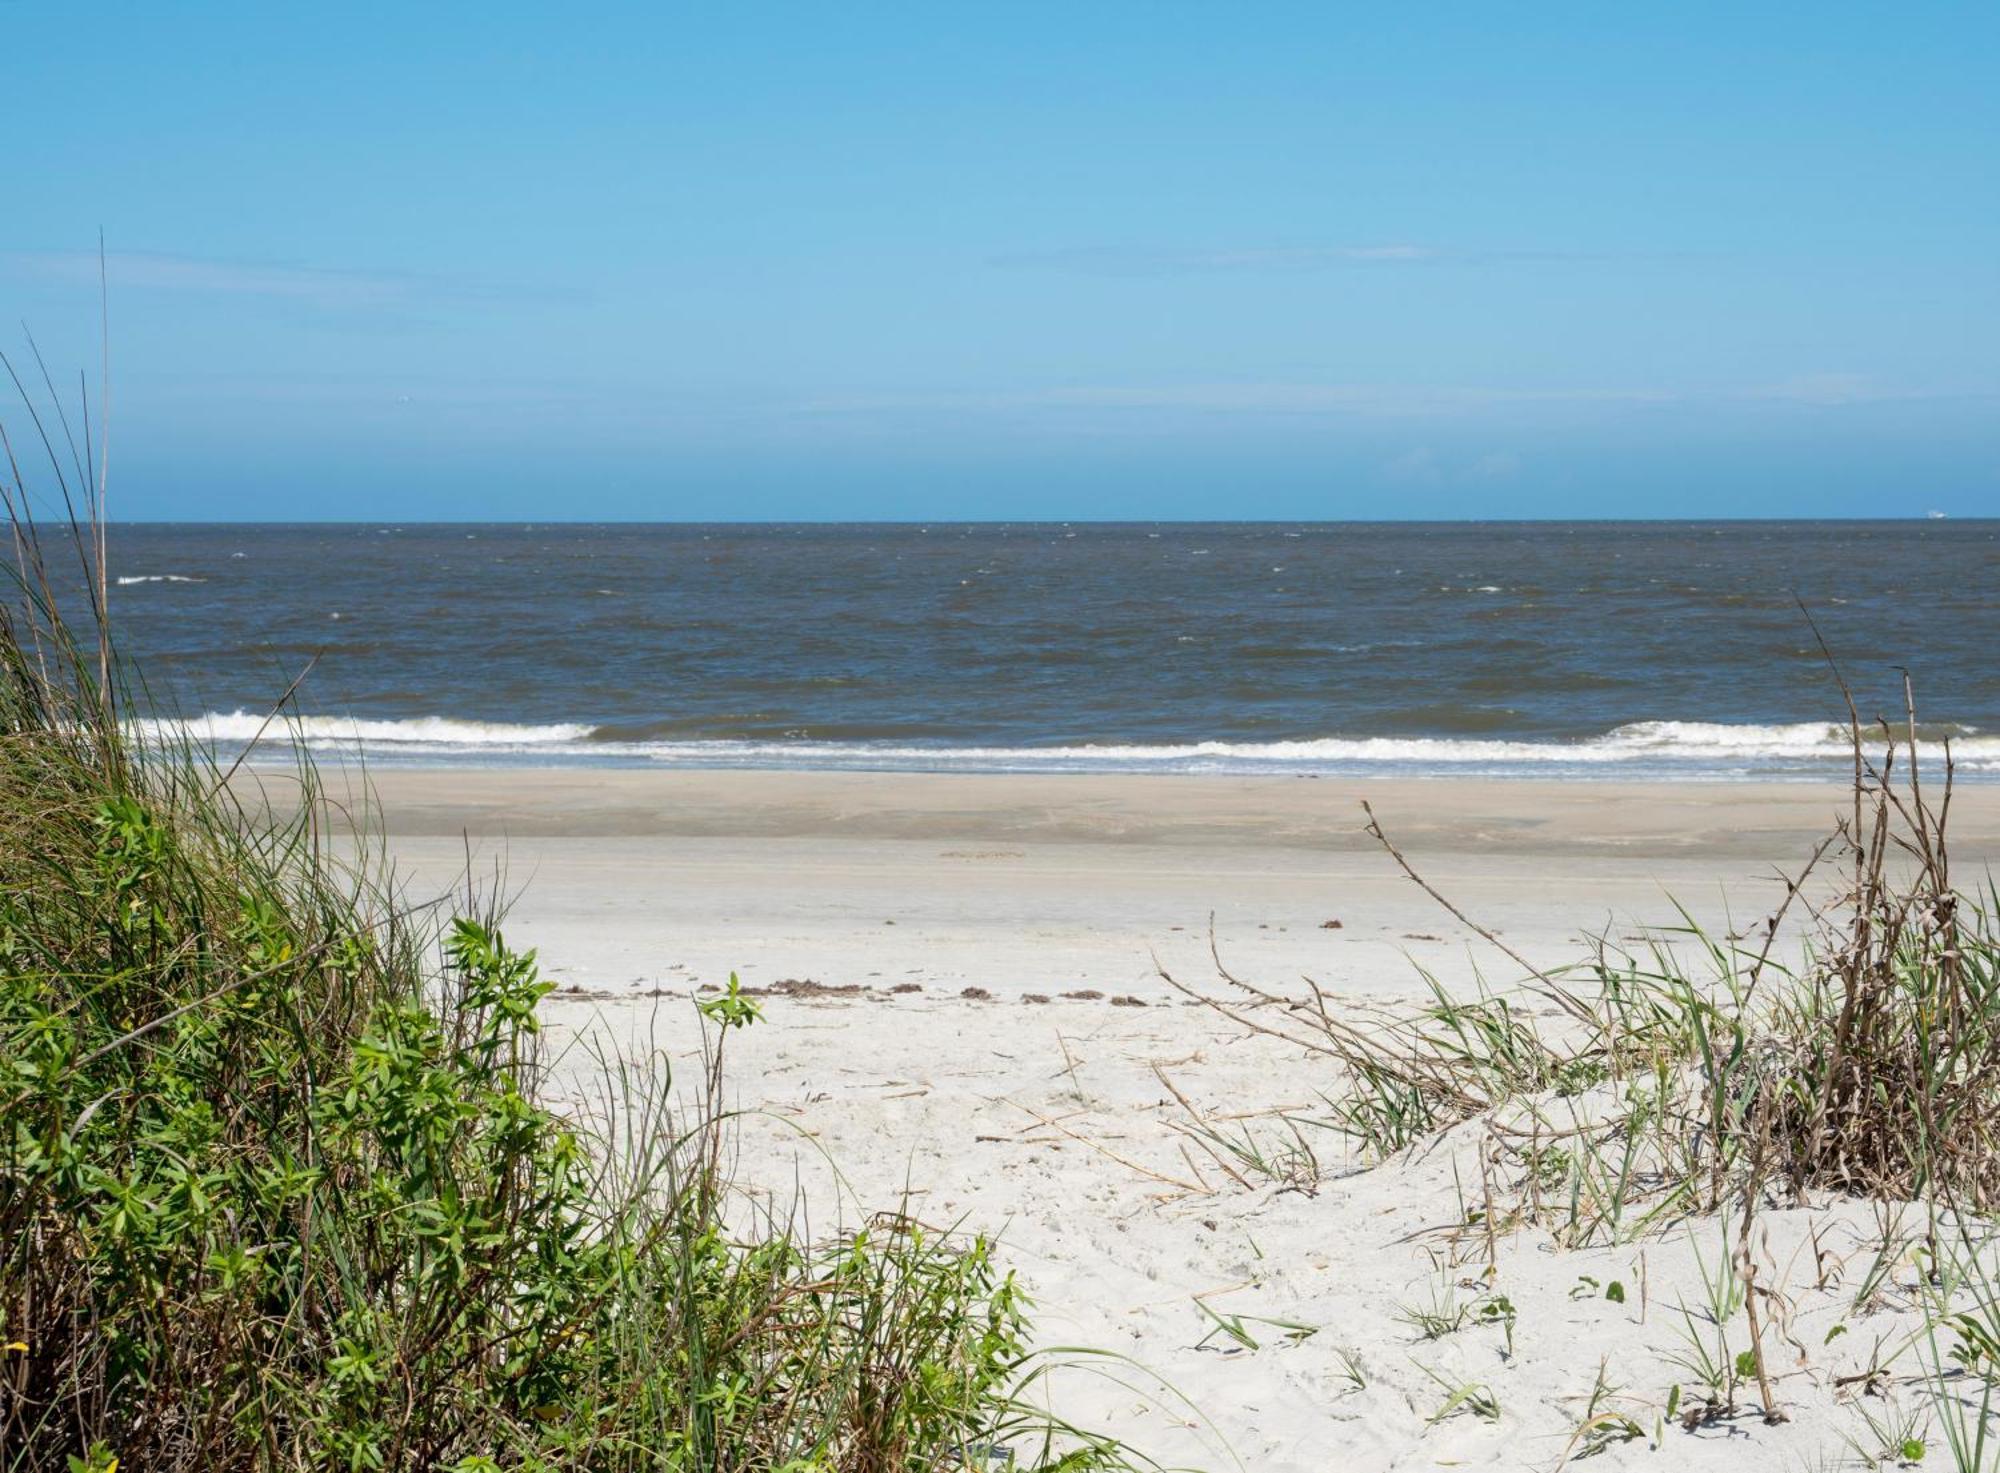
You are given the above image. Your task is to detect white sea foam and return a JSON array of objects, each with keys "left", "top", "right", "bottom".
[
  {"left": 620, "top": 725, "right": 2000, "bottom": 774},
  {"left": 143, "top": 713, "right": 2000, "bottom": 777},
  {"left": 116, "top": 574, "right": 206, "bottom": 585},
  {"left": 138, "top": 712, "right": 593, "bottom": 750}
]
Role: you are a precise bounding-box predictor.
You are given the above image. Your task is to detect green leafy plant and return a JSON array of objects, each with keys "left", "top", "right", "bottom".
[
  {"left": 1473, "top": 1291, "right": 1517, "bottom": 1359},
  {"left": 0, "top": 392, "right": 1152, "bottom": 1470}
]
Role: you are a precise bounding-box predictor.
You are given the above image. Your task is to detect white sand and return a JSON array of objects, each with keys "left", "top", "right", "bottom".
[{"left": 334, "top": 769, "right": 2000, "bottom": 1471}]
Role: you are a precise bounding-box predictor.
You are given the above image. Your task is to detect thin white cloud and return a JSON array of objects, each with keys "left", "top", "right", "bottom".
[
  {"left": 4, "top": 250, "right": 422, "bottom": 305},
  {"left": 1384, "top": 448, "right": 1525, "bottom": 486},
  {"left": 801, "top": 376, "right": 1998, "bottom": 422},
  {"left": 0, "top": 250, "right": 582, "bottom": 308},
  {"left": 1745, "top": 374, "right": 1933, "bottom": 406},
  {"left": 1469, "top": 450, "right": 1524, "bottom": 481},
  {"left": 989, "top": 243, "right": 1654, "bottom": 275},
  {"left": 990, "top": 244, "right": 1444, "bottom": 275},
  {"left": 1383, "top": 447, "right": 1442, "bottom": 484},
  {"left": 797, "top": 382, "right": 1678, "bottom": 419}
]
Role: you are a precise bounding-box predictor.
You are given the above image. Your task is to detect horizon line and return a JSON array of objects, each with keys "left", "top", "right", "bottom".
[{"left": 95, "top": 514, "right": 1992, "bottom": 528}]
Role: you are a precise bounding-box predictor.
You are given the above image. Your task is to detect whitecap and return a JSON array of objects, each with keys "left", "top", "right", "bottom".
[
  {"left": 140, "top": 712, "right": 595, "bottom": 751},
  {"left": 147, "top": 713, "right": 2000, "bottom": 779}
]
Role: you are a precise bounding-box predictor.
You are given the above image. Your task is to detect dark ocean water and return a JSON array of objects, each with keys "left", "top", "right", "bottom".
[{"left": 103, "top": 521, "right": 2000, "bottom": 779}]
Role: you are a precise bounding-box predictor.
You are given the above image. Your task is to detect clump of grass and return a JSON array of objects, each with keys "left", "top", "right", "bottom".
[
  {"left": 0, "top": 391, "right": 1143, "bottom": 1467},
  {"left": 1393, "top": 1278, "right": 1472, "bottom": 1342},
  {"left": 1413, "top": 1362, "right": 1500, "bottom": 1426},
  {"left": 1172, "top": 666, "right": 2000, "bottom": 1246},
  {"left": 1171, "top": 648, "right": 2000, "bottom": 1446},
  {"left": 1555, "top": 1359, "right": 1656, "bottom": 1465}
]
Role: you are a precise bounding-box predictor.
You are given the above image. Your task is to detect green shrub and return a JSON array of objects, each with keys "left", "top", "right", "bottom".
[{"left": 0, "top": 484, "right": 1138, "bottom": 1467}]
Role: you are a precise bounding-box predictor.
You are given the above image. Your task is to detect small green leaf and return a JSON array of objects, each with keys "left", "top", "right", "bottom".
[
  {"left": 1605, "top": 1280, "right": 1626, "bottom": 1304},
  {"left": 697, "top": 973, "right": 763, "bottom": 1030}
]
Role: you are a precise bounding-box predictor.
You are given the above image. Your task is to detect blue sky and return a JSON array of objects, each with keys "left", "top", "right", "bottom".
[{"left": 5, "top": 2, "right": 1996, "bottom": 520}]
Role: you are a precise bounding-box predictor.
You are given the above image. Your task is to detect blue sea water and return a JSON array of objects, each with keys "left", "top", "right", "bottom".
[{"left": 103, "top": 520, "right": 2000, "bottom": 779}]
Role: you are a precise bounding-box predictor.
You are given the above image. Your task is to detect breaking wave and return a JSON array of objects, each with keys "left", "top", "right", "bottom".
[
  {"left": 139, "top": 712, "right": 2000, "bottom": 778},
  {"left": 139, "top": 713, "right": 594, "bottom": 749}
]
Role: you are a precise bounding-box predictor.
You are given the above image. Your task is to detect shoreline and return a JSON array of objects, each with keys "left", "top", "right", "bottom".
[
  {"left": 322, "top": 763, "right": 2000, "bottom": 848},
  {"left": 303, "top": 767, "right": 2000, "bottom": 1002}
]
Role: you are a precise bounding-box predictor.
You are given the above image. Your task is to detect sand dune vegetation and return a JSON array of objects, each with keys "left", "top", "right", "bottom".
[
  {"left": 9, "top": 373, "right": 2000, "bottom": 1472},
  {"left": 0, "top": 475, "right": 1145, "bottom": 1470},
  {"left": 1150, "top": 681, "right": 2000, "bottom": 1466}
]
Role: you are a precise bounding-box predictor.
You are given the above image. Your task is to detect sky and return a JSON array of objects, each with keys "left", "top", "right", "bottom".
[{"left": 4, "top": 2, "right": 1997, "bottom": 521}]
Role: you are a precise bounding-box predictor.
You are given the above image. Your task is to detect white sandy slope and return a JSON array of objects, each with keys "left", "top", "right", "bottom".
[{"left": 334, "top": 770, "right": 2000, "bottom": 1472}]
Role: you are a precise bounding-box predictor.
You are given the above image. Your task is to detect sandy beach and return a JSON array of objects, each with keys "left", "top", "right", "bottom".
[
  {"left": 349, "top": 768, "right": 1994, "bottom": 1002},
  {"left": 20, "top": 9, "right": 1993, "bottom": 1466},
  {"left": 307, "top": 768, "right": 2000, "bottom": 1469}
]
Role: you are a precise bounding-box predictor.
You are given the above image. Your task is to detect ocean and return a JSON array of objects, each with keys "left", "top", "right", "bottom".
[{"left": 102, "top": 520, "right": 2000, "bottom": 780}]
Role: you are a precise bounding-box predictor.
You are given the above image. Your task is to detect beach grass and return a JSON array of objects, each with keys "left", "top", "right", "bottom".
[
  {"left": 1167, "top": 667, "right": 2000, "bottom": 1455},
  {"left": 1177, "top": 679, "right": 2000, "bottom": 1218},
  {"left": 0, "top": 472, "right": 1145, "bottom": 1465}
]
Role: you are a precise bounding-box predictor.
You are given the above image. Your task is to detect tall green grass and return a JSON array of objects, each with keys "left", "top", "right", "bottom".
[{"left": 0, "top": 410, "right": 1142, "bottom": 1468}]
